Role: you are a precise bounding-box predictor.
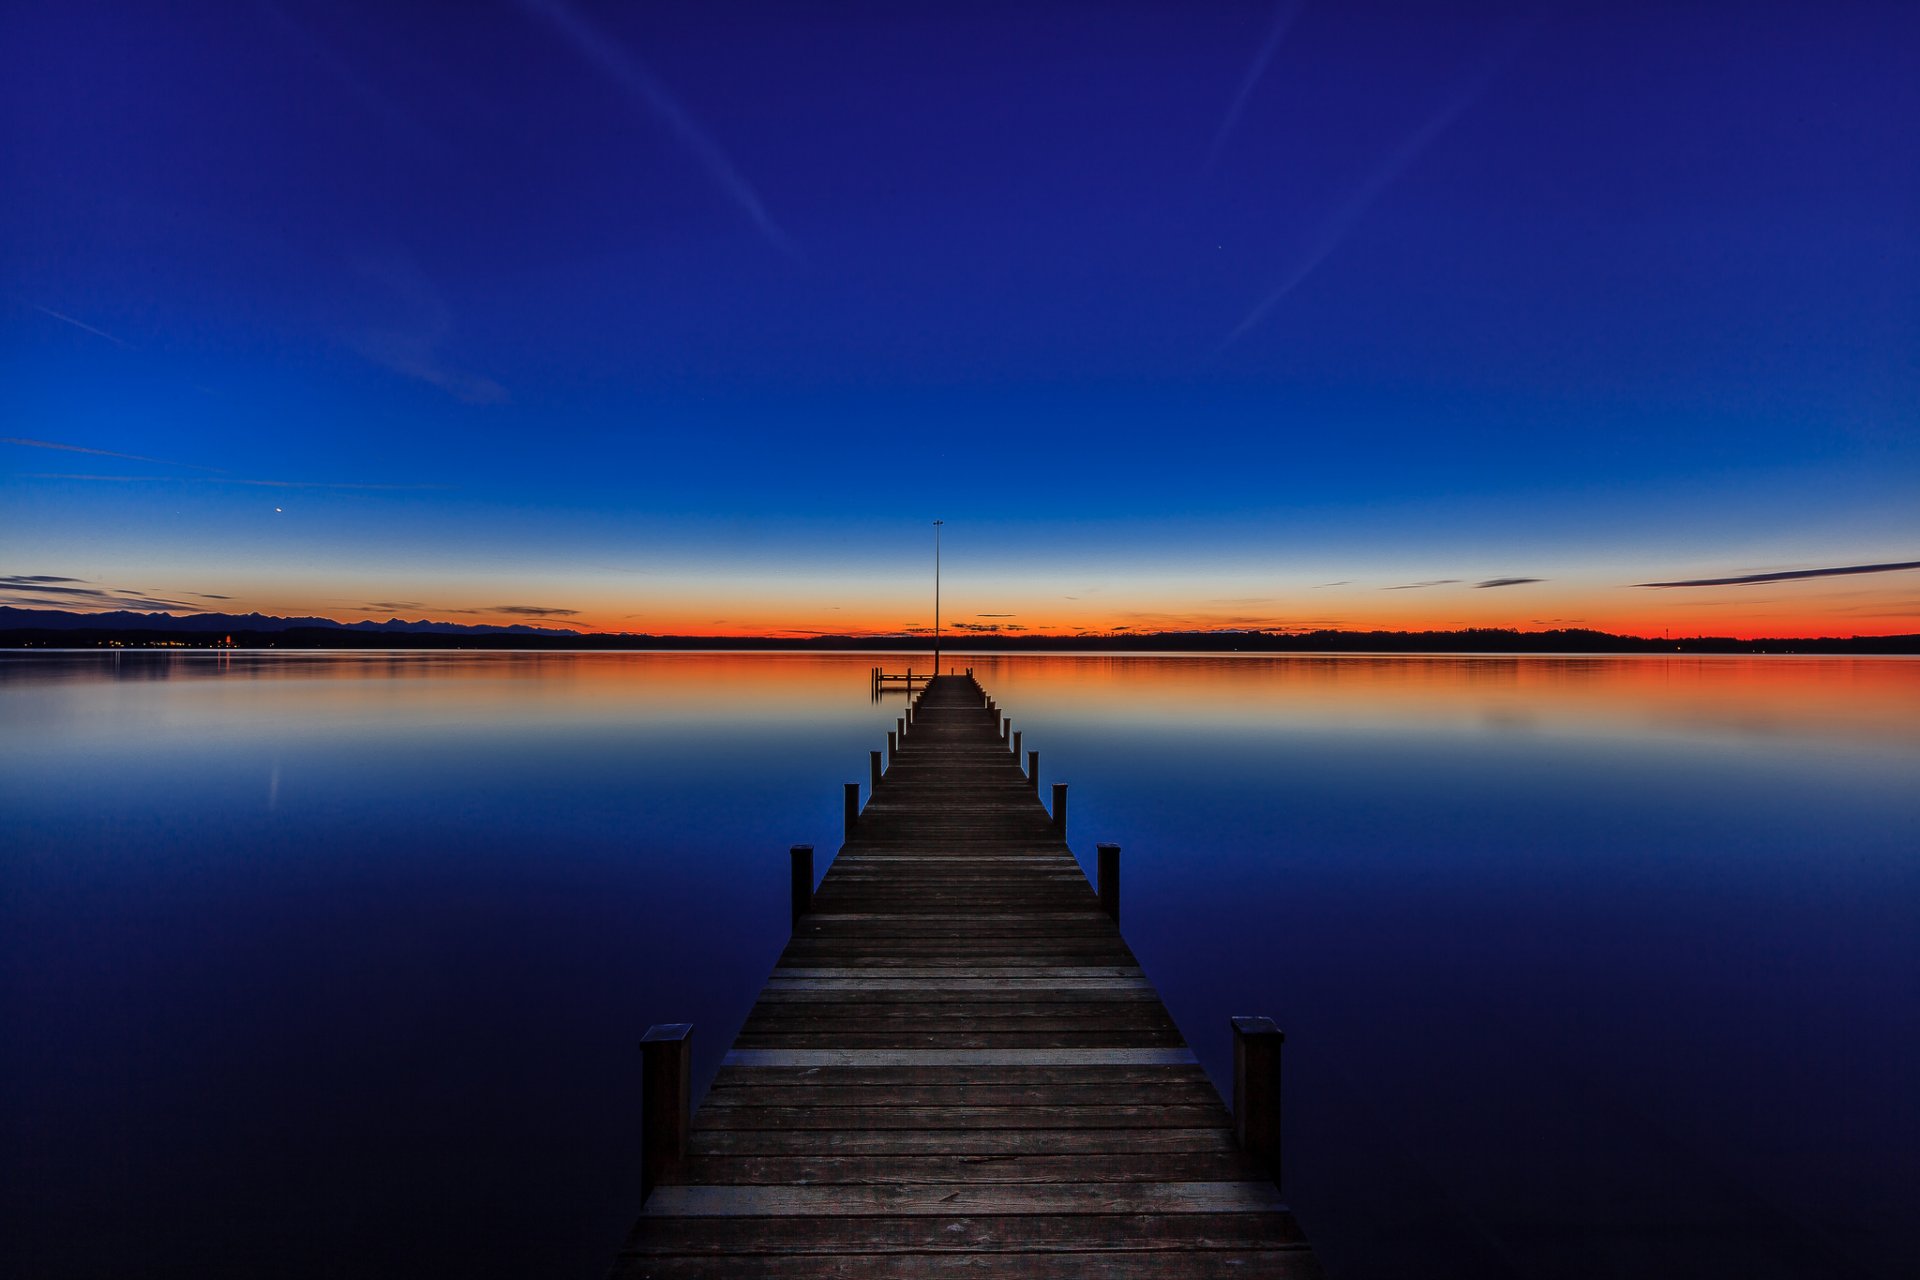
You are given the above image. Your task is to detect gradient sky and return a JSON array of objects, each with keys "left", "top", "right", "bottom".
[{"left": 3, "top": 1, "right": 1915, "bottom": 637}]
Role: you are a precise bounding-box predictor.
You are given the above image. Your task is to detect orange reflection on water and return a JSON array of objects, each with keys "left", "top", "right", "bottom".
[
  {"left": 957, "top": 652, "right": 1920, "bottom": 750},
  {"left": 8, "top": 649, "right": 1916, "bottom": 752}
]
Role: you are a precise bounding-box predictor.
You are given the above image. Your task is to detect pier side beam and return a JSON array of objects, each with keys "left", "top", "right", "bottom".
[
  {"left": 1097, "top": 842, "right": 1120, "bottom": 922},
  {"left": 790, "top": 844, "right": 814, "bottom": 929},
  {"left": 1232, "top": 1016, "right": 1285, "bottom": 1189},
  {"left": 640, "top": 1022, "right": 692, "bottom": 1204},
  {"left": 1053, "top": 782, "right": 1068, "bottom": 837},
  {"left": 844, "top": 782, "right": 860, "bottom": 840}
]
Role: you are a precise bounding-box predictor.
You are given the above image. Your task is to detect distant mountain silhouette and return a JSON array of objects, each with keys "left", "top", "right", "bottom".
[{"left": 0, "top": 606, "right": 580, "bottom": 637}]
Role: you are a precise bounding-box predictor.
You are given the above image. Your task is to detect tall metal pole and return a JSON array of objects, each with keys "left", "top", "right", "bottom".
[{"left": 933, "top": 519, "right": 943, "bottom": 674}]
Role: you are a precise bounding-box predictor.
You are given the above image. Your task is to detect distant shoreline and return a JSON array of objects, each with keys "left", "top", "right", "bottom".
[{"left": 4, "top": 625, "right": 1915, "bottom": 655}]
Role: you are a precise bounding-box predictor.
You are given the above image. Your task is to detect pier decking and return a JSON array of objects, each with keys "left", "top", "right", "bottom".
[{"left": 614, "top": 674, "right": 1319, "bottom": 1277}]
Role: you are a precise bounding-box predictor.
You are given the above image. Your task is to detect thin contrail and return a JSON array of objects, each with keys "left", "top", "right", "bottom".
[
  {"left": 31, "top": 305, "right": 132, "bottom": 348},
  {"left": 1223, "top": 15, "right": 1540, "bottom": 346},
  {"left": 3, "top": 436, "right": 220, "bottom": 471},
  {"left": 22, "top": 472, "right": 443, "bottom": 491},
  {"left": 516, "top": 0, "right": 796, "bottom": 259},
  {"left": 1205, "top": 0, "right": 1305, "bottom": 172}
]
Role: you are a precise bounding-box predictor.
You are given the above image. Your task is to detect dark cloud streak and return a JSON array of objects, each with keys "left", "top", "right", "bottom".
[{"left": 1635, "top": 560, "right": 1920, "bottom": 588}]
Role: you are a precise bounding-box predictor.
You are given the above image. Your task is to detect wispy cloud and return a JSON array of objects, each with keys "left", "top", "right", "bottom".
[
  {"left": 1475, "top": 577, "right": 1544, "bottom": 589},
  {"left": 1205, "top": 0, "right": 1305, "bottom": 171},
  {"left": 1635, "top": 560, "right": 1920, "bottom": 589},
  {"left": 350, "top": 250, "right": 508, "bottom": 405},
  {"left": 0, "top": 574, "right": 194, "bottom": 612},
  {"left": 31, "top": 304, "right": 133, "bottom": 348},
  {"left": 364, "top": 601, "right": 424, "bottom": 613},
  {"left": 1313, "top": 580, "right": 1351, "bottom": 588},
  {"left": 4, "top": 436, "right": 221, "bottom": 472},
  {"left": 491, "top": 604, "right": 580, "bottom": 618},
  {"left": 1224, "top": 15, "right": 1537, "bottom": 345},
  {"left": 258, "top": 1, "right": 440, "bottom": 153},
  {"left": 1383, "top": 579, "right": 1461, "bottom": 591},
  {"left": 977, "top": 612, "right": 1016, "bottom": 618},
  {"left": 23, "top": 472, "right": 441, "bottom": 492},
  {"left": 515, "top": 0, "right": 795, "bottom": 257}
]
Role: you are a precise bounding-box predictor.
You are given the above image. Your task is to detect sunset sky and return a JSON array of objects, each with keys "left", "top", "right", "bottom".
[{"left": 3, "top": 1, "right": 1915, "bottom": 638}]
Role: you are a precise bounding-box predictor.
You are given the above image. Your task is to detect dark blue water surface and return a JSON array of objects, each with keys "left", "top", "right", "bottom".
[{"left": 3, "top": 651, "right": 1914, "bottom": 1278}]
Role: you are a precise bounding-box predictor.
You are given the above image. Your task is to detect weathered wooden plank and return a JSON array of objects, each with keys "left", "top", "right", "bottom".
[
  {"left": 686, "top": 1127, "right": 1242, "bottom": 1157},
  {"left": 618, "top": 1250, "right": 1323, "bottom": 1279},
  {"left": 642, "top": 1180, "right": 1288, "bottom": 1217},
  {"left": 695, "top": 1104, "right": 1228, "bottom": 1131},
  {"left": 621, "top": 1210, "right": 1306, "bottom": 1252},
  {"left": 678, "top": 1151, "right": 1269, "bottom": 1185},
  {"left": 721, "top": 1048, "right": 1199, "bottom": 1068}
]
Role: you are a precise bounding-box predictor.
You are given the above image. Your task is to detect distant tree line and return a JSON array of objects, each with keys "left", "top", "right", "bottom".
[{"left": 3, "top": 624, "right": 1914, "bottom": 654}]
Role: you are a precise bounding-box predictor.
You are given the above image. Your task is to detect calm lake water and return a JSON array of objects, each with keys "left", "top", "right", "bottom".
[{"left": 3, "top": 650, "right": 1915, "bottom": 1278}]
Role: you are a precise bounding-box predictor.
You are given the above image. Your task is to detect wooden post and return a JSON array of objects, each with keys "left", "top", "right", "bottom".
[
  {"left": 1028, "top": 749, "right": 1040, "bottom": 792},
  {"left": 1232, "top": 1016, "right": 1285, "bottom": 1188},
  {"left": 1052, "top": 782, "right": 1068, "bottom": 837},
  {"left": 789, "top": 844, "right": 813, "bottom": 929},
  {"left": 897, "top": 716, "right": 906, "bottom": 743},
  {"left": 1096, "top": 843, "right": 1120, "bottom": 922},
  {"left": 1011, "top": 729, "right": 1021, "bottom": 759},
  {"left": 843, "top": 782, "right": 859, "bottom": 840},
  {"left": 640, "top": 1022, "right": 692, "bottom": 1204},
  {"left": 1002, "top": 716, "right": 1010, "bottom": 742},
  {"left": 887, "top": 729, "right": 897, "bottom": 759},
  {"left": 871, "top": 749, "right": 883, "bottom": 793}
]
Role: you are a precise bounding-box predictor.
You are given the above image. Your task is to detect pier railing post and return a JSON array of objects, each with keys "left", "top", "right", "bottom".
[
  {"left": 789, "top": 844, "right": 813, "bottom": 928},
  {"left": 640, "top": 1022, "right": 692, "bottom": 1204},
  {"left": 844, "top": 782, "right": 859, "bottom": 840},
  {"left": 1053, "top": 782, "right": 1068, "bottom": 837},
  {"left": 1097, "top": 843, "right": 1120, "bottom": 922},
  {"left": 1011, "top": 729, "right": 1021, "bottom": 760},
  {"left": 1028, "top": 749, "right": 1040, "bottom": 792},
  {"left": 871, "top": 749, "right": 883, "bottom": 793},
  {"left": 1002, "top": 716, "right": 1010, "bottom": 742},
  {"left": 897, "top": 716, "right": 906, "bottom": 744},
  {"left": 1231, "top": 1016, "right": 1285, "bottom": 1188},
  {"left": 887, "top": 729, "right": 897, "bottom": 760}
]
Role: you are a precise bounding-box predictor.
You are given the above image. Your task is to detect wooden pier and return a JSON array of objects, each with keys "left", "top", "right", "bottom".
[{"left": 614, "top": 674, "right": 1319, "bottom": 1277}]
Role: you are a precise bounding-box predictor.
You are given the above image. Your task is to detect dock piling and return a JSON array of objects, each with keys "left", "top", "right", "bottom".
[
  {"left": 1232, "top": 1016, "right": 1285, "bottom": 1189},
  {"left": 887, "top": 729, "right": 897, "bottom": 759},
  {"left": 1012, "top": 729, "right": 1021, "bottom": 759},
  {"left": 843, "top": 782, "right": 859, "bottom": 839},
  {"left": 1096, "top": 843, "right": 1121, "bottom": 921},
  {"left": 789, "top": 844, "right": 814, "bottom": 928},
  {"left": 1028, "top": 749, "right": 1040, "bottom": 792},
  {"left": 870, "top": 749, "right": 882, "bottom": 793},
  {"left": 639, "top": 1022, "right": 692, "bottom": 1204},
  {"left": 1052, "top": 782, "right": 1068, "bottom": 837}
]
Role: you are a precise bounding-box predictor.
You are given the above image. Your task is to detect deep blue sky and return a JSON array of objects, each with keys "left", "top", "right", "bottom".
[{"left": 3, "top": 1, "right": 1915, "bottom": 635}]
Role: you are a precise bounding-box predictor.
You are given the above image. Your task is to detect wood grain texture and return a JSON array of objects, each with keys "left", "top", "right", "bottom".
[{"left": 612, "top": 674, "right": 1320, "bottom": 1278}]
